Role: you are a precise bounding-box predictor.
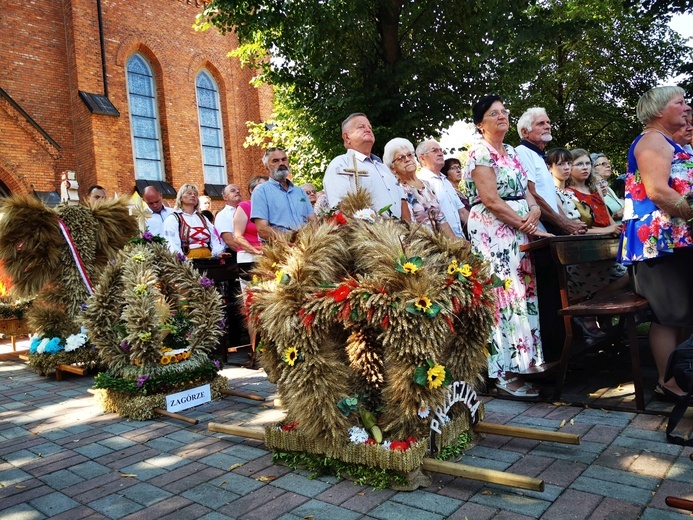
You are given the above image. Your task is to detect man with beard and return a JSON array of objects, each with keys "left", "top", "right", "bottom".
[
  {"left": 516, "top": 108, "right": 586, "bottom": 235},
  {"left": 250, "top": 147, "right": 315, "bottom": 240},
  {"left": 324, "top": 113, "right": 409, "bottom": 220}
]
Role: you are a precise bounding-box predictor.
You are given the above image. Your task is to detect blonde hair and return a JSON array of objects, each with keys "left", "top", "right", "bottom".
[
  {"left": 174, "top": 184, "right": 199, "bottom": 210},
  {"left": 636, "top": 86, "right": 686, "bottom": 125}
]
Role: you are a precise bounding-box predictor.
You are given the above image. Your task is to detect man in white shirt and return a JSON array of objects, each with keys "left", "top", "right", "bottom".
[
  {"left": 516, "top": 107, "right": 586, "bottom": 235},
  {"left": 143, "top": 186, "right": 174, "bottom": 237},
  {"left": 324, "top": 113, "right": 410, "bottom": 221},
  {"left": 214, "top": 184, "right": 242, "bottom": 252},
  {"left": 416, "top": 139, "right": 467, "bottom": 238}
]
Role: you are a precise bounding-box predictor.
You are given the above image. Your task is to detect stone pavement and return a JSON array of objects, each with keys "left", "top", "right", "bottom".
[{"left": 1, "top": 352, "right": 693, "bottom": 520}]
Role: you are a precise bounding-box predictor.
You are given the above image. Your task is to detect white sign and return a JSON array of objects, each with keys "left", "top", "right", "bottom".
[
  {"left": 166, "top": 384, "right": 211, "bottom": 413},
  {"left": 430, "top": 380, "right": 481, "bottom": 434}
]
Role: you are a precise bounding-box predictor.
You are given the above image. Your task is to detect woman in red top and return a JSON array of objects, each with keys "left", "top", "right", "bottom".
[
  {"left": 233, "top": 175, "right": 268, "bottom": 268},
  {"left": 566, "top": 149, "right": 621, "bottom": 233}
]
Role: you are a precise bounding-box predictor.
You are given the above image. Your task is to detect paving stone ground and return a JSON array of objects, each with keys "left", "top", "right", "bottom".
[{"left": 1, "top": 347, "right": 693, "bottom": 519}]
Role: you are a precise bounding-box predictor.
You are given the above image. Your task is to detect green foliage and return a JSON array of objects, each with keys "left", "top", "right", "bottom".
[
  {"left": 494, "top": 0, "right": 692, "bottom": 172},
  {"left": 272, "top": 450, "right": 408, "bottom": 490},
  {"left": 434, "top": 431, "right": 473, "bottom": 460},
  {"left": 93, "top": 359, "right": 222, "bottom": 395}
]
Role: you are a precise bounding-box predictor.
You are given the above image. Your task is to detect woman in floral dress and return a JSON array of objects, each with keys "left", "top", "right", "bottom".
[
  {"left": 464, "top": 95, "right": 549, "bottom": 397},
  {"left": 618, "top": 86, "right": 693, "bottom": 400}
]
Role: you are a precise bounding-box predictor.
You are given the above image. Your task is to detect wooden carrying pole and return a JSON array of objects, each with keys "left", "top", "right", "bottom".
[
  {"left": 474, "top": 422, "right": 580, "bottom": 445},
  {"left": 153, "top": 408, "right": 199, "bottom": 425},
  {"left": 207, "top": 423, "right": 544, "bottom": 492},
  {"left": 219, "top": 388, "right": 266, "bottom": 402}
]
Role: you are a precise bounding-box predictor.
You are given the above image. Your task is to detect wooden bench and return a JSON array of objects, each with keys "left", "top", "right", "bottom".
[
  {"left": 550, "top": 236, "right": 649, "bottom": 410},
  {"left": 55, "top": 363, "right": 87, "bottom": 381}
]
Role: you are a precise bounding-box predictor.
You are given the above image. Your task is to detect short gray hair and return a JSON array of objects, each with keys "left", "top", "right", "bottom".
[
  {"left": 383, "top": 138, "right": 415, "bottom": 167},
  {"left": 341, "top": 113, "right": 368, "bottom": 133},
  {"left": 517, "top": 107, "right": 548, "bottom": 139},
  {"left": 262, "top": 147, "right": 285, "bottom": 168},
  {"left": 636, "top": 86, "right": 686, "bottom": 125},
  {"left": 415, "top": 139, "right": 439, "bottom": 159}
]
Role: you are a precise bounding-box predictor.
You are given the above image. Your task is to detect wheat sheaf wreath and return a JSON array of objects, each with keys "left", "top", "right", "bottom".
[
  {"left": 82, "top": 236, "right": 225, "bottom": 381},
  {"left": 245, "top": 190, "right": 497, "bottom": 450}
]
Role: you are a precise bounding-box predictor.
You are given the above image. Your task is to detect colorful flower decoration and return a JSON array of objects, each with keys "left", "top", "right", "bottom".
[
  {"left": 413, "top": 359, "right": 452, "bottom": 390},
  {"left": 200, "top": 276, "right": 215, "bottom": 288},
  {"left": 406, "top": 295, "right": 442, "bottom": 318},
  {"left": 348, "top": 426, "right": 369, "bottom": 444},
  {"left": 282, "top": 346, "right": 300, "bottom": 366},
  {"left": 136, "top": 375, "right": 149, "bottom": 387},
  {"left": 446, "top": 260, "right": 459, "bottom": 275},
  {"left": 131, "top": 253, "right": 146, "bottom": 263},
  {"left": 353, "top": 208, "right": 377, "bottom": 223},
  {"left": 504, "top": 278, "right": 512, "bottom": 291},
  {"left": 134, "top": 284, "right": 148, "bottom": 296},
  {"left": 458, "top": 264, "right": 472, "bottom": 277},
  {"left": 395, "top": 255, "right": 423, "bottom": 274},
  {"left": 64, "top": 332, "right": 89, "bottom": 352}
]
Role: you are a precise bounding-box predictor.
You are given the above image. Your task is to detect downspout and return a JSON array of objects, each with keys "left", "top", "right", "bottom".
[{"left": 96, "top": 0, "right": 108, "bottom": 97}]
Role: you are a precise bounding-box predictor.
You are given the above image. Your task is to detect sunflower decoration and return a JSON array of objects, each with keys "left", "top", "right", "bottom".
[
  {"left": 243, "top": 190, "right": 496, "bottom": 472},
  {"left": 83, "top": 236, "right": 227, "bottom": 419}
]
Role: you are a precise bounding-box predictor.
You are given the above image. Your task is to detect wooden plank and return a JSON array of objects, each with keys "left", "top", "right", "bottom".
[
  {"left": 219, "top": 388, "right": 265, "bottom": 402},
  {"left": 57, "top": 364, "right": 86, "bottom": 376},
  {"left": 421, "top": 458, "right": 544, "bottom": 492},
  {"left": 666, "top": 496, "right": 693, "bottom": 512},
  {"left": 474, "top": 422, "right": 580, "bottom": 445}
]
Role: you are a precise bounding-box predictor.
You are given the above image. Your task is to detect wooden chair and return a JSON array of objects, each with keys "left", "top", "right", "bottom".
[{"left": 550, "top": 236, "right": 649, "bottom": 410}]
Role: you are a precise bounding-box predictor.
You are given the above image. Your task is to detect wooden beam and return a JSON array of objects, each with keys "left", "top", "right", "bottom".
[
  {"left": 207, "top": 423, "right": 545, "bottom": 491},
  {"left": 219, "top": 388, "right": 265, "bottom": 402},
  {"left": 421, "top": 458, "right": 544, "bottom": 492},
  {"left": 666, "top": 496, "right": 693, "bottom": 512},
  {"left": 153, "top": 408, "right": 199, "bottom": 425},
  {"left": 208, "top": 423, "right": 265, "bottom": 440},
  {"left": 474, "top": 422, "right": 580, "bottom": 445}
]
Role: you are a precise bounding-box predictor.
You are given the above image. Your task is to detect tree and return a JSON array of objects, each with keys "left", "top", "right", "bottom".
[
  {"left": 492, "top": 0, "right": 692, "bottom": 173},
  {"left": 196, "top": 0, "right": 529, "bottom": 182}
]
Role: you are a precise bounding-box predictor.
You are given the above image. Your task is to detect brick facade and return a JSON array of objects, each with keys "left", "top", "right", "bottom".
[{"left": 0, "top": 0, "right": 273, "bottom": 209}]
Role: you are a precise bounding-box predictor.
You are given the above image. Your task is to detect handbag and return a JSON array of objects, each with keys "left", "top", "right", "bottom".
[
  {"left": 664, "top": 334, "right": 693, "bottom": 446},
  {"left": 572, "top": 199, "right": 594, "bottom": 228}
]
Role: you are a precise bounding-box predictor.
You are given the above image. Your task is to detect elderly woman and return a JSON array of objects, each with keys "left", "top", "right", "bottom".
[
  {"left": 591, "top": 153, "right": 624, "bottom": 221},
  {"left": 619, "top": 86, "right": 693, "bottom": 400},
  {"left": 566, "top": 149, "right": 621, "bottom": 233},
  {"left": 464, "top": 94, "right": 549, "bottom": 398},
  {"left": 383, "top": 138, "right": 456, "bottom": 239},
  {"left": 163, "top": 184, "right": 225, "bottom": 259}
]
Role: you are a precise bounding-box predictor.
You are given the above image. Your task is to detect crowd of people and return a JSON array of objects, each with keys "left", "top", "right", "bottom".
[{"left": 89, "top": 85, "right": 691, "bottom": 402}]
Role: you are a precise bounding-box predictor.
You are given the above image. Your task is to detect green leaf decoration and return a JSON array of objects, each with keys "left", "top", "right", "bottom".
[
  {"left": 413, "top": 365, "right": 428, "bottom": 386},
  {"left": 489, "top": 273, "right": 505, "bottom": 288},
  {"left": 377, "top": 204, "right": 393, "bottom": 215},
  {"left": 442, "top": 367, "right": 454, "bottom": 387},
  {"left": 405, "top": 303, "right": 422, "bottom": 316},
  {"left": 337, "top": 396, "right": 359, "bottom": 416},
  {"left": 425, "top": 303, "right": 442, "bottom": 317}
]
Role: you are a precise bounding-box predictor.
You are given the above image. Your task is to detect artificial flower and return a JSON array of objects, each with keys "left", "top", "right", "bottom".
[
  {"left": 458, "top": 264, "right": 472, "bottom": 277},
  {"left": 446, "top": 260, "right": 459, "bottom": 275},
  {"left": 282, "top": 346, "right": 299, "bottom": 366},
  {"left": 134, "top": 284, "right": 148, "bottom": 296},
  {"left": 348, "top": 426, "right": 369, "bottom": 444},
  {"left": 64, "top": 332, "right": 88, "bottom": 352},
  {"left": 141, "top": 231, "right": 153, "bottom": 242},
  {"left": 390, "top": 441, "right": 409, "bottom": 451},
  {"left": 136, "top": 375, "right": 149, "bottom": 388},
  {"left": 395, "top": 255, "right": 423, "bottom": 274},
  {"left": 332, "top": 284, "right": 351, "bottom": 302},
  {"left": 364, "top": 438, "right": 377, "bottom": 445},
  {"left": 200, "top": 276, "right": 215, "bottom": 288},
  {"left": 353, "top": 208, "right": 376, "bottom": 223},
  {"left": 281, "top": 421, "right": 298, "bottom": 431},
  {"left": 381, "top": 441, "right": 392, "bottom": 450},
  {"left": 131, "top": 253, "right": 146, "bottom": 263},
  {"left": 504, "top": 278, "right": 512, "bottom": 291},
  {"left": 418, "top": 404, "right": 430, "bottom": 418},
  {"left": 402, "top": 262, "right": 419, "bottom": 274},
  {"left": 212, "top": 359, "right": 221, "bottom": 369},
  {"left": 160, "top": 355, "right": 171, "bottom": 365},
  {"left": 414, "top": 296, "right": 432, "bottom": 313},
  {"left": 138, "top": 331, "right": 152, "bottom": 342},
  {"left": 427, "top": 363, "right": 446, "bottom": 389}
]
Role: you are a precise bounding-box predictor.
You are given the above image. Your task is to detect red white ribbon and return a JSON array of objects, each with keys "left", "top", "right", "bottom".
[{"left": 57, "top": 218, "right": 94, "bottom": 295}]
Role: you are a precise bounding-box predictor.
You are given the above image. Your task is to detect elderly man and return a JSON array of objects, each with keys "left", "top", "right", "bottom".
[
  {"left": 86, "top": 185, "right": 107, "bottom": 205},
  {"left": 324, "top": 113, "right": 409, "bottom": 220},
  {"left": 251, "top": 147, "right": 315, "bottom": 240},
  {"left": 301, "top": 183, "right": 318, "bottom": 206},
  {"left": 516, "top": 108, "right": 586, "bottom": 235},
  {"left": 143, "top": 186, "right": 174, "bottom": 237},
  {"left": 416, "top": 139, "right": 468, "bottom": 238},
  {"left": 214, "top": 184, "right": 242, "bottom": 252}
]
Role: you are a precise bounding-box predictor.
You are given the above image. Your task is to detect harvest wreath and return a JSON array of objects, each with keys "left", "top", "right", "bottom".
[
  {"left": 239, "top": 189, "right": 497, "bottom": 486},
  {"left": 82, "top": 234, "right": 227, "bottom": 420}
]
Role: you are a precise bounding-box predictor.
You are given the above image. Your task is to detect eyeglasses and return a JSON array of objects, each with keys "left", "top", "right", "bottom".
[
  {"left": 573, "top": 161, "right": 591, "bottom": 168},
  {"left": 594, "top": 161, "right": 611, "bottom": 167},
  {"left": 424, "top": 147, "right": 444, "bottom": 155},
  {"left": 304, "top": 190, "right": 316, "bottom": 195},
  {"left": 447, "top": 165, "right": 462, "bottom": 171},
  {"left": 394, "top": 152, "right": 415, "bottom": 162},
  {"left": 484, "top": 109, "right": 510, "bottom": 119}
]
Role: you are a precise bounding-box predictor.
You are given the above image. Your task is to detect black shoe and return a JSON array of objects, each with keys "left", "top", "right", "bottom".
[
  {"left": 573, "top": 317, "right": 606, "bottom": 339},
  {"left": 654, "top": 383, "right": 685, "bottom": 403}
]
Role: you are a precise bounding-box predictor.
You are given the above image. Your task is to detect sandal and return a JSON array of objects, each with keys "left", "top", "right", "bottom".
[
  {"left": 573, "top": 317, "right": 606, "bottom": 339},
  {"left": 495, "top": 376, "right": 540, "bottom": 398}
]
